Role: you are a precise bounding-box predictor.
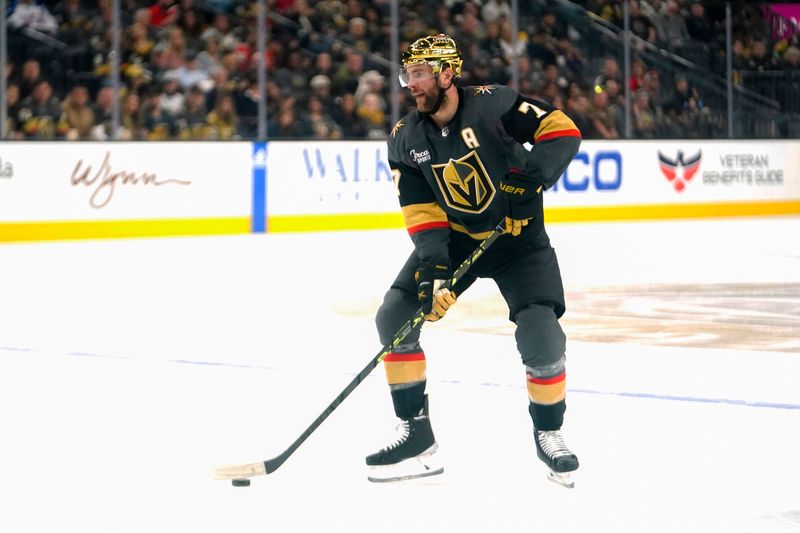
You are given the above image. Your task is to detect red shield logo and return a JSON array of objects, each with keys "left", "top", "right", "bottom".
[{"left": 658, "top": 150, "right": 702, "bottom": 192}]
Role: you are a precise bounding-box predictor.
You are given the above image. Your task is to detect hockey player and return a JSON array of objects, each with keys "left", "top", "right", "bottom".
[{"left": 365, "top": 34, "right": 582, "bottom": 487}]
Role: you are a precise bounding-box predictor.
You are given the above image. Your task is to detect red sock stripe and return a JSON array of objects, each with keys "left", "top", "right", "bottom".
[
  {"left": 383, "top": 351, "right": 425, "bottom": 362},
  {"left": 527, "top": 371, "right": 566, "bottom": 385}
]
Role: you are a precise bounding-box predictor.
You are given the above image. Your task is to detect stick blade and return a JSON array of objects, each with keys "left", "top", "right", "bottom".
[{"left": 213, "top": 461, "right": 267, "bottom": 480}]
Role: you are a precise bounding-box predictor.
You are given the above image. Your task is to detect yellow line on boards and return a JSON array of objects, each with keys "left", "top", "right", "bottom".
[
  {"left": 267, "top": 213, "right": 404, "bottom": 233},
  {"left": 543, "top": 200, "right": 800, "bottom": 223},
  {"left": 266, "top": 201, "right": 800, "bottom": 232},
  {"left": 2, "top": 201, "right": 797, "bottom": 242},
  {"left": 0, "top": 217, "right": 251, "bottom": 242}
]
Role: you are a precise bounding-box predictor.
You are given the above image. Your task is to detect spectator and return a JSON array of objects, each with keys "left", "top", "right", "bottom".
[
  {"left": 780, "top": 45, "right": 800, "bottom": 70},
  {"left": 632, "top": 89, "right": 657, "bottom": 138},
  {"left": 665, "top": 75, "right": 704, "bottom": 116},
  {"left": 313, "top": 52, "right": 336, "bottom": 80},
  {"left": 455, "top": 8, "right": 486, "bottom": 50},
  {"left": 172, "top": 49, "right": 212, "bottom": 90},
  {"left": 4, "top": 83, "right": 23, "bottom": 139},
  {"left": 591, "top": 0, "right": 622, "bottom": 27},
  {"left": 543, "top": 63, "right": 569, "bottom": 91},
  {"left": 593, "top": 56, "right": 623, "bottom": 90},
  {"left": 16, "top": 79, "right": 62, "bottom": 139},
  {"left": 566, "top": 93, "right": 595, "bottom": 139},
  {"left": 177, "top": 7, "right": 205, "bottom": 49},
  {"left": 732, "top": 38, "right": 750, "bottom": 70},
  {"left": 59, "top": 85, "right": 95, "bottom": 140},
  {"left": 356, "top": 92, "right": 387, "bottom": 139},
  {"left": 685, "top": 1, "right": 714, "bottom": 44},
  {"left": 657, "top": 0, "right": 690, "bottom": 48},
  {"left": 197, "top": 35, "right": 223, "bottom": 76},
  {"left": 268, "top": 108, "right": 303, "bottom": 139},
  {"left": 8, "top": 0, "right": 58, "bottom": 35},
  {"left": 331, "top": 50, "right": 365, "bottom": 96},
  {"left": 641, "top": 0, "right": 667, "bottom": 21},
  {"left": 642, "top": 68, "right": 668, "bottom": 113},
  {"left": 301, "top": 96, "right": 341, "bottom": 140},
  {"left": 17, "top": 59, "right": 42, "bottom": 100},
  {"left": 498, "top": 21, "right": 526, "bottom": 65},
  {"left": 141, "top": 88, "right": 175, "bottom": 140},
  {"left": 589, "top": 89, "right": 620, "bottom": 139},
  {"left": 629, "top": 0, "right": 658, "bottom": 44},
  {"left": 675, "top": 93, "right": 711, "bottom": 139},
  {"left": 125, "top": 22, "right": 155, "bottom": 66},
  {"left": 629, "top": 59, "right": 647, "bottom": 92},
  {"left": 273, "top": 51, "right": 310, "bottom": 95},
  {"left": 120, "top": 92, "right": 145, "bottom": 140},
  {"left": 206, "top": 93, "right": 240, "bottom": 140},
  {"left": 354, "top": 70, "right": 385, "bottom": 106},
  {"left": 162, "top": 26, "right": 189, "bottom": 70},
  {"left": 309, "top": 74, "right": 334, "bottom": 109},
  {"left": 432, "top": 5, "right": 459, "bottom": 38},
  {"left": 482, "top": 0, "right": 512, "bottom": 25},
  {"left": 341, "top": 17, "right": 372, "bottom": 54},
  {"left": 90, "top": 85, "right": 115, "bottom": 140},
  {"left": 481, "top": 21, "right": 505, "bottom": 60},
  {"left": 747, "top": 39, "right": 776, "bottom": 71},
  {"left": 158, "top": 72, "right": 186, "bottom": 117},
  {"left": 177, "top": 85, "right": 210, "bottom": 139},
  {"left": 149, "top": 0, "right": 179, "bottom": 29},
  {"left": 54, "top": 0, "right": 93, "bottom": 47},
  {"left": 331, "top": 93, "right": 368, "bottom": 138}
]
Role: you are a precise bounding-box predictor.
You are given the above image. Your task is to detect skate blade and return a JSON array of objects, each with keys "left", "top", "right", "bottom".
[
  {"left": 547, "top": 470, "right": 575, "bottom": 488},
  {"left": 367, "top": 454, "right": 444, "bottom": 483},
  {"left": 367, "top": 466, "right": 444, "bottom": 483}
]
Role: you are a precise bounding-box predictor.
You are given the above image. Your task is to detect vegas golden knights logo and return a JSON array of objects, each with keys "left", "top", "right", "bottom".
[{"left": 431, "top": 151, "right": 495, "bottom": 213}]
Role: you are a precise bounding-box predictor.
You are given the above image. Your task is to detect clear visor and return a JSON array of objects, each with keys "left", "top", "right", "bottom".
[{"left": 399, "top": 64, "right": 436, "bottom": 87}]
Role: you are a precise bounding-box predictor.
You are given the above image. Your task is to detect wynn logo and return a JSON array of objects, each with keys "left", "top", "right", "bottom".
[
  {"left": 71, "top": 151, "right": 192, "bottom": 208},
  {"left": 658, "top": 150, "right": 702, "bottom": 192},
  {"left": 431, "top": 151, "right": 495, "bottom": 213}
]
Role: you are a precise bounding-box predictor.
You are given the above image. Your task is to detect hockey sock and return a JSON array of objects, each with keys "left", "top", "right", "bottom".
[
  {"left": 384, "top": 345, "right": 427, "bottom": 419},
  {"left": 526, "top": 362, "right": 567, "bottom": 431}
]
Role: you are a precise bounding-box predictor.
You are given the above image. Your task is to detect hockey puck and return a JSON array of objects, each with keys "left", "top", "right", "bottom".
[{"left": 231, "top": 478, "right": 251, "bottom": 487}]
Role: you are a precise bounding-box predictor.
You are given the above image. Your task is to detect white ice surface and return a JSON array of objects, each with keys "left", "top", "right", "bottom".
[{"left": 1, "top": 217, "right": 799, "bottom": 533}]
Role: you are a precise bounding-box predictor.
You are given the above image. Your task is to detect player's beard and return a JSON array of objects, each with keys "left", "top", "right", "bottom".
[{"left": 415, "top": 83, "right": 445, "bottom": 114}]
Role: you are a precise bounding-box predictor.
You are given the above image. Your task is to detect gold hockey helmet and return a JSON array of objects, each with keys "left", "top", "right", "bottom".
[{"left": 399, "top": 33, "right": 463, "bottom": 87}]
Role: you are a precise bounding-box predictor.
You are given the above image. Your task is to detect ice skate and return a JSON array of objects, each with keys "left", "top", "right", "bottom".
[
  {"left": 534, "top": 429, "right": 579, "bottom": 488},
  {"left": 366, "top": 399, "right": 443, "bottom": 482}
]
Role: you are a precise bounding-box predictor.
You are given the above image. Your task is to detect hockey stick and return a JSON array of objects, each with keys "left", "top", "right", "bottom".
[{"left": 213, "top": 220, "right": 507, "bottom": 481}]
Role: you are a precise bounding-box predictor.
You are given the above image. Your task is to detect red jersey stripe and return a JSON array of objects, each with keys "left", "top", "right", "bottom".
[
  {"left": 536, "top": 129, "right": 582, "bottom": 142},
  {"left": 408, "top": 221, "right": 449, "bottom": 235}
]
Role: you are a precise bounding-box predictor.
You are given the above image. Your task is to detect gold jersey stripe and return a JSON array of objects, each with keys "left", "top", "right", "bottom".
[
  {"left": 533, "top": 110, "right": 579, "bottom": 142},
  {"left": 401, "top": 202, "right": 449, "bottom": 228}
]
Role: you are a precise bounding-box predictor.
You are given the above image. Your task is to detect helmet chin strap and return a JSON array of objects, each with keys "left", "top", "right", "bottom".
[{"left": 425, "top": 75, "right": 454, "bottom": 116}]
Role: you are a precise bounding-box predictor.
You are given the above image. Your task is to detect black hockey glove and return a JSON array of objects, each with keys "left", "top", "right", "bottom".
[
  {"left": 414, "top": 260, "right": 456, "bottom": 322},
  {"left": 499, "top": 167, "right": 543, "bottom": 236}
]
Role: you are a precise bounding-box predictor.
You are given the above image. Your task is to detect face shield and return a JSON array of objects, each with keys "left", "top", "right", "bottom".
[{"left": 398, "top": 63, "right": 437, "bottom": 88}]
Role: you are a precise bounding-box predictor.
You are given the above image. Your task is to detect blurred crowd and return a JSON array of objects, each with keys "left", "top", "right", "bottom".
[{"left": 3, "top": 0, "right": 798, "bottom": 141}]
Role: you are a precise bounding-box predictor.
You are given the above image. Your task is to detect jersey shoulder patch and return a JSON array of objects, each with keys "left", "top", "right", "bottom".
[
  {"left": 464, "top": 84, "right": 518, "bottom": 115},
  {"left": 388, "top": 111, "right": 423, "bottom": 162}
]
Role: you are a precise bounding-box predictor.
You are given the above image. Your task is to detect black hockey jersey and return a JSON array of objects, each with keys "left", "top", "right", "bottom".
[{"left": 388, "top": 85, "right": 581, "bottom": 266}]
